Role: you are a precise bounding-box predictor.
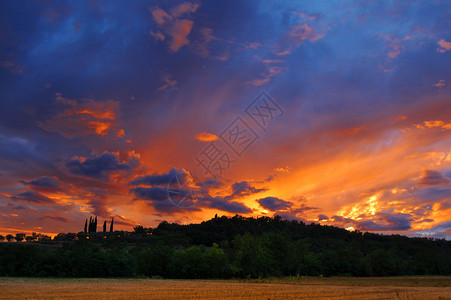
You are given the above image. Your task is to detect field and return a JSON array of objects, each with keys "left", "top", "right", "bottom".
[{"left": 0, "top": 277, "right": 450, "bottom": 299}]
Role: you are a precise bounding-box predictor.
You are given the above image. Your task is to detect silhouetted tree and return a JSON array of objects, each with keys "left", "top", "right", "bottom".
[
  {"left": 14, "top": 233, "right": 26, "bottom": 242},
  {"left": 89, "top": 216, "right": 93, "bottom": 233},
  {"left": 110, "top": 217, "right": 114, "bottom": 232},
  {"left": 0, "top": 235, "right": 4, "bottom": 242},
  {"left": 103, "top": 220, "right": 107, "bottom": 233},
  {"left": 133, "top": 225, "right": 146, "bottom": 234},
  {"left": 6, "top": 234, "right": 14, "bottom": 242},
  {"left": 84, "top": 219, "right": 87, "bottom": 234},
  {"left": 87, "top": 216, "right": 98, "bottom": 234}
]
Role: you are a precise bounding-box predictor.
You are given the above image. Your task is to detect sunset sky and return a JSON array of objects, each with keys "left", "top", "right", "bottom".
[{"left": 1, "top": 1, "right": 450, "bottom": 239}]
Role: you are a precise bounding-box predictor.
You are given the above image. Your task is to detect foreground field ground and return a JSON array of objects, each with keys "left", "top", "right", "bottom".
[{"left": 0, "top": 277, "right": 450, "bottom": 299}]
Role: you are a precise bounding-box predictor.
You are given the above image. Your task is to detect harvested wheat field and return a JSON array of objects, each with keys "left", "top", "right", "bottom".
[{"left": 0, "top": 277, "right": 450, "bottom": 300}]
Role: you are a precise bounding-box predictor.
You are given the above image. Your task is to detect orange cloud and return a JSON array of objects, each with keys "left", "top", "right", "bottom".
[
  {"left": 38, "top": 94, "right": 126, "bottom": 138},
  {"left": 86, "top": 121, "right": 111, "bottom": 136},
  {"left": 194, "top": 131, "right": 219, "bottom": 142},
  {"left": 423, "top": 120, "right": 451, "bottom": 130},
  {"left": 434, "top": 79, "right": 445, "bottom": 87},
  {"left": 170, "top": 2, "right": 199, "bottom": 18},
  {"left": 150, "top": 2, "right": 199, "bottom": 53},
  {"left": 116, "top": 129, "right": 125, "bottom": 138},
  {"left": 150, "top": 7, "right": 171, "bottom": 25},
  {"left": 395, "top": 115, "right": 408, "bottom": 121},
  {"left": 168, "top": 19, "right": 194, "bottom": 52},
  {"left": 437, "top": 39, "right": 451, "bottom": 53}
]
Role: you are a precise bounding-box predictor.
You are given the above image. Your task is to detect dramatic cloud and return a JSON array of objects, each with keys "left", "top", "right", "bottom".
[
  {"left": 0, "top": 1, "right": 451, "bottom": 237},
  {"left": 131, "top": 186, "right": 170, "bottom": 201},
  {"left": 199, "top": 195, "right": 252, "bottom": 214},
  {"left": 66, "top": 152, "right": 134, "bottom": 181},
  {"left": 318, "top": 214, "right": 329, "bottom": 221},
  {"left": 257, "top": 196, "right": 292, "bottom": 211},
  {"left": 227, "top": 181, "right": 267, "bottom": 199},
  {"left": 38, "top": 95, "right": 125, "bottom": 138},
  {"left": 10, "top": 191, "right": 54, "bottom": 204},
  {"left": 418, "top": 170, "right": 450, "bottom": 186},
  {"left": 21, "top": 176, "right": 62, "bottom": 191},
  {"left": 129, "top": 168, "right": 189, "bottom": 186},
  {"left": 130, "top": 168, "right": 253, "bottom": 213}
]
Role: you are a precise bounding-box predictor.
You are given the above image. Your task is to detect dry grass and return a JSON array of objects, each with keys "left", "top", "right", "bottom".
[{"left": 0, "top": 277, "right": 450, "bottom": 300}]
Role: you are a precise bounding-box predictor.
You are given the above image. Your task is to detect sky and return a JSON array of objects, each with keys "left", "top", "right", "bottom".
[{"left": 1, "top": 0, "right": 451, "bottom": 239}]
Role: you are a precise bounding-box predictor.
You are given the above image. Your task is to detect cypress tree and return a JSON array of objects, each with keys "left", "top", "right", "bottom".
[
  {"left": 94, "top": 216, "right": 97, "bottom": 233},
  {"left": 84, "top": 219, "right": 87, "bottom": 233},
  {"left": 110, "top": 217, "right": 114, "bottom": 232},
  {"left": 103, "top": 220, "right": 106, "bottom": 233}
]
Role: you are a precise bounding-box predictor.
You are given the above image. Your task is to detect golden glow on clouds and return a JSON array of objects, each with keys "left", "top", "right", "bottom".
[
  {"left": 194, "top": 131, "right": 219, "bottom": 142},
  {"left": 1, "top": 1, "right": 451, "bottom": 240},
  {"left": 337, "top": 193, "right": 381, "bottom": 220},
  {"left": 38, "top": 94, "right": 126, "bottom": 139},
  {"left": 413, "top": 119, "right": 451, "bottom": 130}
]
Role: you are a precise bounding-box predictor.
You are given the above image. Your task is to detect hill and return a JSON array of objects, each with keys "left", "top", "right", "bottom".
[{"left": 0, "top": 215, "right": 450, "bottom": 278}]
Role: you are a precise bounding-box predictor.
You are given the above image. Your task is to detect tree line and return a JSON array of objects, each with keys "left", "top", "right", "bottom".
[
  {"left": 0, "top": 215, "right": 450, "bottom": 278},
  {"left": 0, "top": 232, "right": 51, "bottom": 243}
]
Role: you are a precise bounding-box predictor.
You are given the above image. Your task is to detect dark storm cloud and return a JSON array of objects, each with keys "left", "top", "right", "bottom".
[
  {"left": 332, "top": 212, "right": 413, "bottom": 232},
  {"left": 413, "top": 187, "right": 451, "bottom": 204},
  {"left": 318, "top": 214, "right": 329, "bottom": 221},
  {"left": 257, "top": 196, "right": 292, "bottom": 211},
  {"left": 10, "top": 191, "right": 54, "bottom": 204},
  {"left": 130, "top": 167, "right": 253, "bottom": 214},
  {"left": 131, "top": 185, "right": 252, "bottom": 214},
  {"left": 66, "top": 152, "right": 131, "bottom": 180},
  {"left": 129, "top": 168, "right": 188, "bottom": 186},
  {"left": 130, "top": 186, "right": 171, "bottom": 202},
  {"left": 21, "top": 176, "right": 62, "bottom": 191},
  {"left": 201, "top": 179, "right": 223, "bottom": 188},
  {"left": 39, "top": 216, "right": 68, "bottom": 223},
  {"left": 199, "top": 195, "right": 252, "bottom": 214},
  {"left": 129, "top": 165, "right": 255, "bottom": 213},
  {"left": 375, "top": 212, "right": 413, "bottom": 231},
  {"left": 227, "top": 181, "right": 267, "bottom": 199},
  {"left": 418, "top": 170, "right": 450, "bottom": 186}
]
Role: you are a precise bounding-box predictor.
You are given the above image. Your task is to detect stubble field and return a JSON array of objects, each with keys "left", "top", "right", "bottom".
[{"left": 0, "top": 277, "right": 450, "bottom": 299}]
